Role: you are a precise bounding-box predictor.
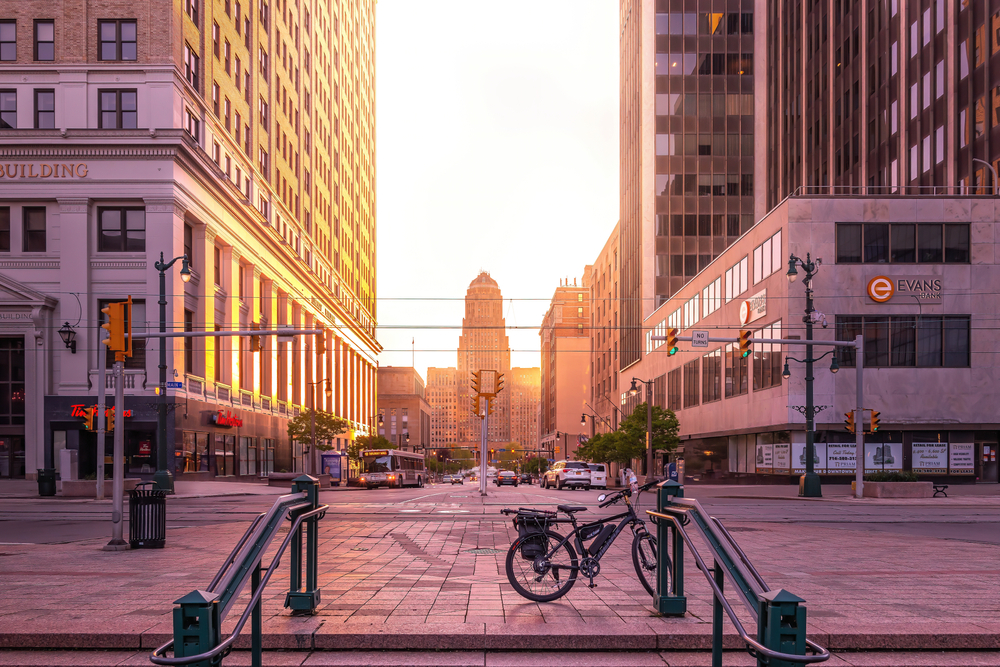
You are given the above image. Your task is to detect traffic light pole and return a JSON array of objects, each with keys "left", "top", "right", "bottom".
[
  {"left": 854, "top": 334, "right": 864, "bottom": 499},
  {"left": 96, "top": 330, "right": 107, "bottom": 500},
  {"left": 479, "top": 403, "right": 488, "bottom": 497},
  {"left": 104, "top": 357, "right": 128, "bottom": 551}
]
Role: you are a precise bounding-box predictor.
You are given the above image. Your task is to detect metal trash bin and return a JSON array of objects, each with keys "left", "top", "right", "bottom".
[
  {"left": 129, "top": 481, "right": 166, "bottom": 548},
  {"left": 37, "top": 468, "right": 57, "bottom": 497}
]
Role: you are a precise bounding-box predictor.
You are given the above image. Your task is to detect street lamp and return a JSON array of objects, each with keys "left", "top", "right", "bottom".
[
  {"left": 58, "top": 322, "right": 77, "bottom": 353},
  {"left": 628, "top": 377, "right": 655, "bottom": 479},
  {"left": 786, "top": 252, "right": 831, "bottom": 498},
  {"left": 972, "top": 158, "right": 999, "bottom": 196},
  {"left": 152, "top": 252, "right": 190, "bottom": 493}
]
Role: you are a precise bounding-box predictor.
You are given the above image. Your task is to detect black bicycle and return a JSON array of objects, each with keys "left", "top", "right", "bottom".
[{"left": 500, "top": 480, "right": 666, "bottom": 602}]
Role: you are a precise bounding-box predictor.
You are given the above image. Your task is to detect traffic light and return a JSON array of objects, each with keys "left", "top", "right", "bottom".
[
  {"left": 666, "top": 328, "right": 679, "bottom": 355},
  {"left": 870, "top": 410, "right": 881, "bottom": 433},
  {"left": 739, "top": 329, "right": 752, "bottom": 358},
  {"left": 101, "top": 302, "right": 126, "bottom": 352},
  {"left": 496, "top": 373, "right": 505, "bottom": 394},
  {"left": 844, "top": 411, "right": 856, "bottom": 434},
  {"left": 249, "top": 322, "right": 261, "bottom": 352},
  {"left": 316, "top": 327, "right": 327, "bottom": 355},
  {"left": 471, "top": 370, "right": 481, "bottom": 394},
  {"left": 82, "top": 406, "right": 96, "bottom": 431},
  {"left": 106, "top": 408, "right": 115, "bottom": 432},
  {"left": 487, "top": 397, "right": 495, "bottom": 415}
]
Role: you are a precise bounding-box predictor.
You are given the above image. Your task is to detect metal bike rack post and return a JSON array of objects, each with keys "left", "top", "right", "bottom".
[
  {"left": 285, "top": 474, "right": 321, "bottom": 613},
  {"left": 171, "top": 590, "right": 222, "bottom": 667},
  {"left": 758, "top": 589, "right": 808, "bottom": 667},
  {"left": 655, "top": 480, "right": 686, "bottom": 615}
]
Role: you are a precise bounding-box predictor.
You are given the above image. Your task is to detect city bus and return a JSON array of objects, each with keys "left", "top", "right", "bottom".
[{"left": 358, "top": 449, "right": 426, "bottom": 488}]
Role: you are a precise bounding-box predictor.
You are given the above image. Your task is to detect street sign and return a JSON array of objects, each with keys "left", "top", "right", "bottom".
[
  {"left": 166, "top": 381, "right": 183, "bottom": 389},
  {"left": 691, "top": 330, "right": 709, "bottom": 347},
  {"left": 499, "top": 448, "right": 506, "bottom": 452}
]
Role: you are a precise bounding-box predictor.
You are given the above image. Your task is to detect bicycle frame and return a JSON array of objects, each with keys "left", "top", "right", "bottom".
[{"left": 542, "top": 492, "right": 650, "bottom": 565}]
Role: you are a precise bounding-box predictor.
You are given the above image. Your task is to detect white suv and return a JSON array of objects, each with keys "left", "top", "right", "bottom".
[
  {"left": 587, "top": 463, "right": 608, "bottom": 489},
  {"left": 542, "top": 460, "right": 592, "bottom": 490}
]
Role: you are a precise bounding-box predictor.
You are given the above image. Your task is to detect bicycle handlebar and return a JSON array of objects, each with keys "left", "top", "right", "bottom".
[{"left": 598, "top": 480, "right": 658, "bottom": 508}]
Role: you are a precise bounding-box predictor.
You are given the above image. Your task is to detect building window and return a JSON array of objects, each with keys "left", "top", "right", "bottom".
[
  {"left": 184, "top": 309, "right": 195, "bottom": 374},
  {"left": 213, "top": 245, "right": 222, "bottom": 286},
  {"left": 22, "top": 207, "right": 46, "bottom": 252},
  {"left": 753, "top": 321, "right": 783, "bottom": 391},
  {"left": 98, "top": 89, "right": 137, "bottom": 129},
  {"left": 836, "top": 223, "right": 969, "bottom": 264},
  {"left": 701, "top": 348, "right": 722, "bottom": 403},
  {"left": 184, "top": 108, "right": 199, "bottom": 140},
  {"left": 98, "top": 208, "right": 145, "bottom": 252},
  {"left": 212, "top": 22, "right": 220, "bottom": 58},
  {"left": 837, "top": 315, "right": 970, "bottom": 368},
  {"left": 223, "top": 97, "right": 231, "bottom": 132},
  {"left": 0, "top": 90, "right": 15, "bottom": 128},
  {"left": 184, "top": 43, "right": 199, "bottom": 89},
  {"left": 683, "top": 359, "right": 700, "bottom": 408},
  {"left": 667, "top": 368, "right": 681, "bottom": 411},
  {"left": 98, "top": 20, "right": 136, "bottom": 61},
  {"left": 183, "top": 223, "right": 193, "bottom": 260},
  {"left": 724, "top": 342, "right": 749, "bottom": 397},
  {"left": 34, "top": 89, "right": 54, "bottom": 129},
  {"left": 1, "top": 21, "right": 16, "bottom": 61},
  {"left": 212, "top": 82, "right": 220, "bottom": 116},
  {"left": 0, "top": 207, "right": 9, "bottom": 251},
  {"left": 185, "top": 0, "right": 199, "bottom": 23},
  {"left": 724, "top": 256, "right": 748, "bottom": 302},
  {"left": 34, "top": 20, "right": 53, "bottom": 61},
  {"left": 224, "top": 40, "right": 231, "bottom": 74},
  {"left": 752, "top": 229, "right": 782, "bottom": 284}
]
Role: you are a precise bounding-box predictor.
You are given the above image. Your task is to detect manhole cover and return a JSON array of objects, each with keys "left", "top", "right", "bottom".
[
  {"left": 351, "top": 547, "right": 370, "bottom": 551},
  {"left": 464, "top": 548, "right": 502, "bottom": 555}
]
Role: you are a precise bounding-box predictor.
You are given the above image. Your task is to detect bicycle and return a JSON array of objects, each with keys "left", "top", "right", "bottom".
[{"left": 500, "top": 480, "right": 666, "bottom": 602}]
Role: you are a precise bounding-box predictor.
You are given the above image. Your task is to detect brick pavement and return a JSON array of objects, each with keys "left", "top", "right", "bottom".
[{"left": 0, "top": 497, "right": 998, "bottom": 656}]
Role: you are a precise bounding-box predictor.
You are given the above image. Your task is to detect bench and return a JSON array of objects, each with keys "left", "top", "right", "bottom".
[{"left": 933, "top": 484, "right": 949, "bottom": 498}]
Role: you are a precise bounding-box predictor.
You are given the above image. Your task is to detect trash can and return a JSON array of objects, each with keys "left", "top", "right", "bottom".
[
  {"left": 37, "top": 468, "right": 56, "bottom": 497},
  {"left": 129, "top": 482, "right": 166, "bottom": 548}
]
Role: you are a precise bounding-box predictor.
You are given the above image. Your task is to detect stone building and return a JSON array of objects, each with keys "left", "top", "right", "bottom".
[{"left": 376, "top": 366, "right": 431, "bottom": 456}]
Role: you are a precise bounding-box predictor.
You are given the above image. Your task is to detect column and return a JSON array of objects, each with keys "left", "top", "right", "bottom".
[
  {"left": 200, "top": 226, "right": 219, "bottom": 383},
  {"left": 227, "top": 246, "right": 241, "bottom": 391},
  {"left": 56, "top": 198, "right": 90, "bottom": 393}
]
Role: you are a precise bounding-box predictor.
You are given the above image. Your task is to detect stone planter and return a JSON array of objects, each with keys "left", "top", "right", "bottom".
[
  {"left": 267, "top": 473, "right": 331, "bottom": 487},
  {"left": 861, "top": 481, "right": 933, "bottom": 498},
  {"left": 57, "top": 478, "right": 143, "bottom": 497}
]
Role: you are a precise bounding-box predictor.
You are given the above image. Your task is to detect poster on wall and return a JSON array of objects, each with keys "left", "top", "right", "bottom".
[
  {"left": 772, "top": 443, "right": 791, "bottom": 473},
  {"left": 912, "top": 443, "right": 948, "bottom": 473},
  {"left": 949, "top": 443, "right": 974, "bottom": 474},
  {"left": 792, "top": 442, "right": 826, "bottom": 474},
  {"left": 321, "top": 453, "right": 342, "bottom": 482},
  {"left": 865, "top": 442, "right": 902, "bottom": 473},
  {"left": 826, "top": 443, "right": 858, "bottom": 472},
  {"left": 755, "top": 444, "right": 773, "bottom": 473}
]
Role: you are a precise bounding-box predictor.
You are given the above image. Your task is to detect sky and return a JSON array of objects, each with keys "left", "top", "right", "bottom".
[{"left": 375, "top": 0, "right": 620, "bottom": 380}]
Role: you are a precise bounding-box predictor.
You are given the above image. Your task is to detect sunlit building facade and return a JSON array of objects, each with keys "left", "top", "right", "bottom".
[
  {"left": 509, "top": 367, "right": 540, "bottom": 454},
  {"left": 0, "top": 0, "right": 378, "bottom": 481}
]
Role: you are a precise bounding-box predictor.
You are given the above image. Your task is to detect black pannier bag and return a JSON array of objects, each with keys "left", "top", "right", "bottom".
[{"left": 515, "top": 514, "right": 548, "bottom": 560}]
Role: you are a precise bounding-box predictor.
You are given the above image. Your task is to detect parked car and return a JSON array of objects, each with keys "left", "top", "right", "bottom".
[
  {"left": 442, "top": 474, "right": 462, "bottom": 484},
  {"left": 542, "top": 460, "right": 592, "bottom": 490},
  {"left": 495, "top": 470, "right": 519, "bottom": 486},
  {"left": 587, "top": 463, "right": 608, "bottom": 489},
  {"left": 519, "top": 473, "right": 532, "bottom": 484}
]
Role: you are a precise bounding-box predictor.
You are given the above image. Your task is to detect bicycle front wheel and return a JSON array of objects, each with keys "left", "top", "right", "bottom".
[
  {"left": 632, "top": 531, "right": 666, "bottom": 597},
  {"left": 505, "top": 530, "right": 579, "bottom": 602}
]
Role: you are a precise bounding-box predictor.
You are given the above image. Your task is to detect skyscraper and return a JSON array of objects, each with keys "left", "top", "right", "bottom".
[{"left": 509, "top": 367, "right": 540, "bottom": 454}]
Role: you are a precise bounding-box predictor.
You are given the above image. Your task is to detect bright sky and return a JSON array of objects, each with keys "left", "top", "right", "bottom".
[{"left": 375, "top": 0, "right": 619, "bottom": 380}]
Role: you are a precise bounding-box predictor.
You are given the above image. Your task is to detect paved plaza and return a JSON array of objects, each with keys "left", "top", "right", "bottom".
[{"left": 0, "top": 482, "right": 998, "bottom": 664}]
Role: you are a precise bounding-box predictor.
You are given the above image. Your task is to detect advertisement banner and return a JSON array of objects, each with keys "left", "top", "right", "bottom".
[
  {"left": 755, "top": 444, "right": 773, "bottom": 473},
  {"left": 949, "top": 443, "right": 974, "bottom": 474},
  {"left": 864, "top": 442, "right": 901, "bottom": 473},
  {"left": 792, "top": 442, "right": 826, "bottom": 474},
  {"left": 912, "top": 443, "right": 948, "bottom": 474},
  {"left": 826, "top": 443, "right": 858, "bottom": 473},
  {"left": 772, "top": 443, "right": 791, "bottom": 473},
  {"left": 321, "top": 453, "right": 343, "bottom": 482}
]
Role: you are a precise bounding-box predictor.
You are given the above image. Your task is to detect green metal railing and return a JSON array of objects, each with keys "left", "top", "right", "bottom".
[
  {"left": 150, "top": 475, "right": 327, "bottom": 667},
  {"left": 648, "top": 481, "right": 829, "bottom": 667}
]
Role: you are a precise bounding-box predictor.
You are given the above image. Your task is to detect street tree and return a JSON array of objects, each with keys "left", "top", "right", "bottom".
[
  {"left": 521, "top": 456, "right": 548, "bottom": 475},
  {"left": 286, "top": 410, "right": 350, "bottom": 451},
  {"left": 350, "top": 434, "right": 392, "bottom": 463},
  {"left": 575, "top": 403, "right": 679, "bottom": 468}
]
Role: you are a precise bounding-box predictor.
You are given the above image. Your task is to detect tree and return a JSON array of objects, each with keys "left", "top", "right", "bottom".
[
  {"left": 286, "top": 410, "right": 350, "bottom": 451},
  {"left": 349, "top": 433, "right": 392, "bottom": 463},
  {"left": 522, "top": 456, "right": 548, "bottom": 475},
  {"left": 619, "top": 402, "right": 680, "bottom": 459}
]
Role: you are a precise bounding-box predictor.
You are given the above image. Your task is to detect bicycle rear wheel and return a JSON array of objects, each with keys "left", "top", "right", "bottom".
[
  {"left": 631, "top": 531, "right": 665, "bottom": 597},
  {"left": 505, "top": 530, "right": 579, "bottom": 602}
]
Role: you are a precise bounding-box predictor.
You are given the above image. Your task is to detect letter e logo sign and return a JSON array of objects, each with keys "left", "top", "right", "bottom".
[{"left": 867, "top": 276, "right": 894, "bottom": 302}]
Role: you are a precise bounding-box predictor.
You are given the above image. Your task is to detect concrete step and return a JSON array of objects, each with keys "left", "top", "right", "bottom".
[{"left": 2, "top": 650, "right": 1000, "bottom": 667}]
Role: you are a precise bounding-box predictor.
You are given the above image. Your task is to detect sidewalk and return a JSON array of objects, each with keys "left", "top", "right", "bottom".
[{"left": 0, "top": 508, "right": 996, "bottom": 653}]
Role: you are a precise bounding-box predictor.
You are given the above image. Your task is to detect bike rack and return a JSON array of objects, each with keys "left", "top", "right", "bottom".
[
  {"left": 648, "top": 482, "right": 830, "bottom": 667},
  {"left": 150, "top": 475, "right": 328, "bottom": 667}
]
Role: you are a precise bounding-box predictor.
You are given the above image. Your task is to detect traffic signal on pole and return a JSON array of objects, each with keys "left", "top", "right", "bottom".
[
  {"left": 123, "top": 296, "right": 133, "bottom": 357},
  {"left": 471, "top": 371, "right": 481, "bottom": 394},
  {"left": 101, "top": 302, "right": 126, "bottom": 352},
  {"left": 870, "top": 410, "right": 880, "bottom": 433},
  {"left": 739, "top": 329, "right": 752, "bottom": 358},
  {"left": 844, "top": 411, "right": 856, "bottom": 434},
  {"left": 496, "top": 373, "right": 505, "bottom": 394},
  {"left": 106, "top": 408, "right": 115, "bottom": 432},
  {"left": 82, "top": 406, "right": 96, "bottom": 431},
  {"left": 667, "top": 328, "right": 679, "bottom": 355},
  {"left": 316, "top": 327, "right": 326, "bottom": 355},
  {"left": 487, "top": 397, "right": 495, "bottom": 415}
]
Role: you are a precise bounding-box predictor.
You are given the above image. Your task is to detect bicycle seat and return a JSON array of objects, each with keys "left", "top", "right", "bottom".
[{"left": 557, "top": 505, "right": 588, "bottom": 513}]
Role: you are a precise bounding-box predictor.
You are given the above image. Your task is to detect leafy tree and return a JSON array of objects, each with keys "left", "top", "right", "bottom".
[
  {"left": 575, "top": 403, "right": 680, "bottom": 468},
  {"left": 349, "top": 434, "right": 392, "bottom": 463},
  {"left": 521, "top": 456, "right": 548, "bottom": 475},
  {"left": 286, "top": 410, "right": 349, "bottom": 451}
]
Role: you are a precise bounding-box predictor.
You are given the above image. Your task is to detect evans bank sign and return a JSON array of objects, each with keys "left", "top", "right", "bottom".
[{"left": 867, "top": 276, "right": 942, "bottom": 304}]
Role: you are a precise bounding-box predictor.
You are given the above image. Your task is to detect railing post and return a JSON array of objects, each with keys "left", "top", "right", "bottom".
[
  {"left": 655, "top": 480, "right": 686, "bottom": 615},
  {"left": 712, "top": 559, "right": 723, "bottom": 667},
  {"left": 172, "top": 590, "right": 222, "bottom": 667},
  {"left": 252, "top": 564, "right": 263, "bottom": 667},
  {"left": 757, "top": 589, "right": 807, "bottom": 667},
  {"left": 285, "top": 474, "right": 321, "bottom": 614}
]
